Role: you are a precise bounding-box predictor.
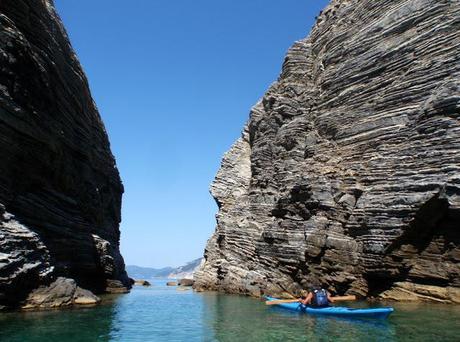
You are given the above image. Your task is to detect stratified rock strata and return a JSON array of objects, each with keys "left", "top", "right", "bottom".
[
  {"left": 195, "top": 0, "right": 460, "bottom": 302},
  {"left": 0, "top": 0, "right": 129, "bottom": 310}
]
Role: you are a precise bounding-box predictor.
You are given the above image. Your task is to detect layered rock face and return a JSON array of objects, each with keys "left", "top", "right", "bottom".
[
  {"left": 196, "top": 0, "right": 460, "bottom": 303},
  {"left": 0, "top": 0, "right": 129, "bottom": 310}
]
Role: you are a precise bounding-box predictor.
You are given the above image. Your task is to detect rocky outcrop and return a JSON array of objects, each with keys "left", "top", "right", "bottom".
[
  {"left": 0, "top": 205, "right": 54, "bottom": 309},
  {"left": 134, "top": 279, "right": 151, "bottom": 286},
  {"left": 22, "top": 277, "right": 101, "bottom": 310},
  {"left": 195, "top": 0, "right": 460, "bottom": 302},
  {"left": 178, "top": 279, "right": 194, "bottom": 287},
  {"left": 0, "top": 0, "right": 129, "bottom": 310}
]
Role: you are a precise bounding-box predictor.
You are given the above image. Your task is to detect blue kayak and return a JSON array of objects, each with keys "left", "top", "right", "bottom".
[{"left": 266, "top": 297, "right": 393, "bottom": 319}]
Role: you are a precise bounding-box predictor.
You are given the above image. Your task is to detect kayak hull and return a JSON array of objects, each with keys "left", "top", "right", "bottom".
[{"left": 265, "top": 297, "right": 393, "bottom": 319}]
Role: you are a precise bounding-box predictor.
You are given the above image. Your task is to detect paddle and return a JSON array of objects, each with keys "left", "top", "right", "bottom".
[
  {"left": 329, "top": 295, "right": 357, "bottom": 302},
  {"left": 265, "top": 299, "right": 300, "bottom": 305},
  {"left": 265, "top": 295, "right": 356, "bottom": 305}
]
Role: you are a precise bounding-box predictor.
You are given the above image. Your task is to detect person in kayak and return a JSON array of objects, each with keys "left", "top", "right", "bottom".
[{"left": 299, "top": 287, "right": 335, "bottom": 308}]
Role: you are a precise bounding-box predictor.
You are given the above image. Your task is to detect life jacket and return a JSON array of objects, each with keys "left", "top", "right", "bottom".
[{"left": 312, "top": 288, "right": 329, "bottom": 307}]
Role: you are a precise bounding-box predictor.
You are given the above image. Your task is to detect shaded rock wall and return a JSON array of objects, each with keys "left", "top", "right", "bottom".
[
  {"left": 0, "top": 0, "right": 129, "bottom": 309},
  {"left": 196, "top": 0, "right": 460, "bottom": 303}
]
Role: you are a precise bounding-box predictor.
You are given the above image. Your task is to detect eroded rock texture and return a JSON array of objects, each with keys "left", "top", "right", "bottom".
[
  {"left": 22, "top": 277, "right": 101, "bottom": 310},
  {"left": 0, "top": 0, "right": 129, "bottom": 310},
  {"left": 195, "top": 0, "right": 460, "bottom": 303}
]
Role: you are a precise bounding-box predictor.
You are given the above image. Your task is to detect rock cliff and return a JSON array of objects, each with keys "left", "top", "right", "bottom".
[
  {"left": 195, "top": 0, "right": 460, "bottom": 303},
  {"left": 0, "top": 0, "right": 129, "bottom": 310}
]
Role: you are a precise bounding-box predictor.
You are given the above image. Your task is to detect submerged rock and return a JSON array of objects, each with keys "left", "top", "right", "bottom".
[
  {"left": 177, "top": 286, "right": 191, "bottom": 291},
  {"left": 166, "top": 282, "right": 178, "bottom": 286},
  {"left": 0, "top": 0, "right": 130, "bottom": 309},
  {"left": 195, "top": 0, "right": 460, "bottom": 302}
]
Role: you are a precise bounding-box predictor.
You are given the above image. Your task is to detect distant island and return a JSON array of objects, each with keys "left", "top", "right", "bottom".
[{"left": 127, "top": 258, "right": 203, "bottom": 280}]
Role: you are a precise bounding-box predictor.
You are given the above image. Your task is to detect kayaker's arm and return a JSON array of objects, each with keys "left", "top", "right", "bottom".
[
  {"left": 299, "top": 292, "right": 313, "bottom": 305},
  {"left": 327, "top": 292, "right": 335, "bottom": 303}
]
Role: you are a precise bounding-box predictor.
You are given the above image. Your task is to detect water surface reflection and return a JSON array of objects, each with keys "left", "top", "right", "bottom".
[
  {"left": 0, "top": 281, "right": 459, "bottom": 341},
  {"left": 202, "top": 292, "right": 398, "bottom": 341},
  {"left": 0, "top": 302, "right": 115, "bottom": 342}
]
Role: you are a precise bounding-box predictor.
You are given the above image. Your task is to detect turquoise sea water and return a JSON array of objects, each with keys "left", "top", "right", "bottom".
[{"left": 0, "top": 279, "right": 459, "bottom": 341}]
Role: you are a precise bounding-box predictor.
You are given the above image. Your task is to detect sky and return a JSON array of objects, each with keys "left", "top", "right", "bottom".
[{"left": 55, "top": 0, "right": 330, "bottom": 268}]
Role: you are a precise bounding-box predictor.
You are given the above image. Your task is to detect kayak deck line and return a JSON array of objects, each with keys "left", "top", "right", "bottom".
[{"left": 265, "top": 297, "right": 394, "bottom": 319}]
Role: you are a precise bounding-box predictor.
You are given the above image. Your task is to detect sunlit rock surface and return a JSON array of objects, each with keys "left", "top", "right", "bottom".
[
  {"left": 0, "top": 0, "right": 129, "bottom": 309},
  {"left": 195, "top": 0, "right": 460, "bottom": 302},
  {"left": 22, "top": 277, "right": 101, "bottom": 310}
]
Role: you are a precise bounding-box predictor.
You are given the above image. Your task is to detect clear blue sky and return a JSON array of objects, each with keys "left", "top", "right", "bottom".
[{"left": 55, "top": 0, "right": 329, "bottom": 268}]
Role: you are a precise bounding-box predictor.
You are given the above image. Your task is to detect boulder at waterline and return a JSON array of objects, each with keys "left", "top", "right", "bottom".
[
  {"left": 178, "top": 279, "right": 195, "bottom": 287},
  {"left": 21, "top": 278, "right": 101, "bottom": 310},
  {"left": 134, "top": 280, "right": 152, "bottom": 286}
]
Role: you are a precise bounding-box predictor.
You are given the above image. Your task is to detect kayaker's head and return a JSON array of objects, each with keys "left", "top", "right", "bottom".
[{"left": 300, "top": 290, "right": 308, "bottom": 299}]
